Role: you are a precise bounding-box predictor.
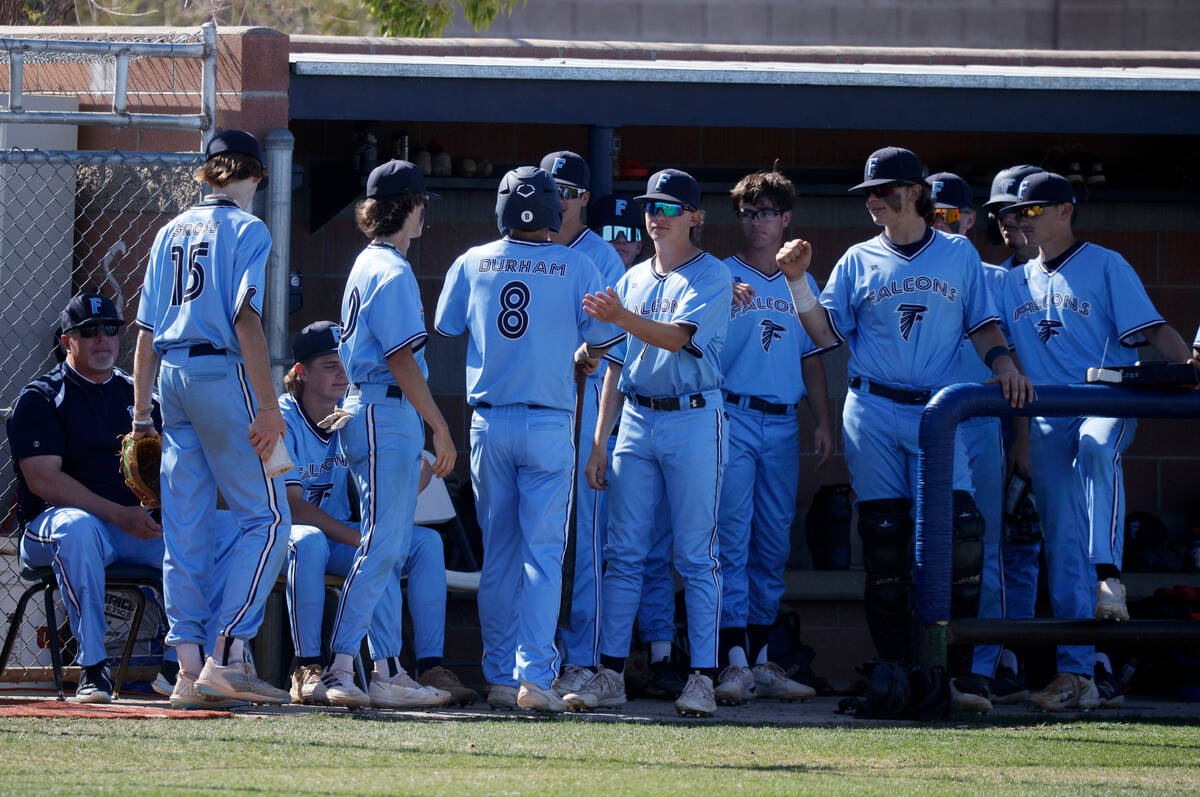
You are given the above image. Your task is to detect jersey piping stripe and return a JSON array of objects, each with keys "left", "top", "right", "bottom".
[
  {"left": 649, "top": 251, "right": 705, "bottom": 281},
  {"left": 677, "top": 320, "right": 703, "bottom": 359},
  {"left": 501, "top": 237, "right": 555, "bottom": 247},
  {"left": 233, "top": 285, "right": 260, "bottom": 322},
  {"left": 568, "top": 229, "right": 589, "bottom": 249},
  {"left": 222, "top": 362, "right": 286, "bottom": 638},
  {"left": 133, "top": 319, "right": 154, "bottom": 332},
  {"left": 966, "top": 316, "right": 1003, "bottom": 336},
  {"left": 877, "top": 230, "right": 935, "bottom": 261},
  {"left": 595, "top": 332, "right": 626, "bottom": 349},
  {"left": 1037, "top": 240, "right": 1088, "bottom": 276},
  {"left": 295, "top": 401, "right": 331, "bottom": 443},
  {"left": 1117, "top": 318, "right": 1165, "bottom": 347},
  {"left": 730, "top": 255, "right": 784, "bottom": 282},
  {"left": 384, "top": 331, "right": 428, "bottom": 359},
  {"left": 329, "top": 403, "right": 376, "bottom": 643},
  {"left": 824, "top": 306, "right": 847, "bottom": 343}
]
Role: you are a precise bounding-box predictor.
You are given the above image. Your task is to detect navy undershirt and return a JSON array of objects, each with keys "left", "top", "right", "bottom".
[{"left": 883, "top": 226, "right": 934, "bottom": 259}]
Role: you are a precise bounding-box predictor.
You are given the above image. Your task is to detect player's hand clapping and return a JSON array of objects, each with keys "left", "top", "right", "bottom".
[{"left": 775, "top": 238, "right": 813, "bottom": 279}]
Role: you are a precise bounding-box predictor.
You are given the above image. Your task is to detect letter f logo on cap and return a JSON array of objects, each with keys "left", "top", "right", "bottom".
[
  {"left": 931, "top": 180, "right": 944, "bottom": 199},
  {"left": 90, "top": 297, "right": 104, "bottom": 315},
  {"left": 655, "top": 172, "right": 671, "bottom": 192},
  {"left": 614, "top": 199, "right": 627, "bottom": 215},
  {"left": 1017, "top": 179, "right": 1031, "bottom": 199},
  {"left": 552, "top": 157, "right": 566, "bottom": 176},
  {"left": 867, "top": 157, "right": 879, "bottom": 179}
]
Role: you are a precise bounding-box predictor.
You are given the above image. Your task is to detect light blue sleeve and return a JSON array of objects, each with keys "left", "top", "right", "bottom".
[
  {"left": 675, "top": 261, "right": 732, "bottom": 353},
  {"left": 367, "top": 272, "right": 427, "bottom": 356},
  {"left": 603, "top": 336, "right": 627, "bottom": 366},
  {"left": 961, "top": 251, "right": 1000, "bottom": 335},
  {"left": 820, "top": 257, "right": 856, "bottom": 341},
  {"left": 282, "top": 422, "right": 303, "bottom": 487},
  {"left": 434, "top": 258, "right": 468, "bottom": 337},
  {"left": 982, "top": 264, "right": 1013, "bottom": 340},
  {"left": 233, "top": 219, "right": 272, "bottom": 320},
  {"left": 579, "top": 257, "right": 622, "bottom": 346},
  {"left": 1105, "top": 253, "right": 1164, "bottom": 346}
]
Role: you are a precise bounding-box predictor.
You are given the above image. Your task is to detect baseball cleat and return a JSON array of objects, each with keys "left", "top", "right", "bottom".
[
  {"left": 674, "top": 673, "right": 716, "bottom": 717},
  {"left": 552, "top": 663, "right": 593, "bottom": 698},
  {"left": 152, "top": 660, "right": 179, "bottom": 697},
  {"left": 486, "top": 684, "right": 519, "bottom": 710},
  {"left": 1094, "top": 663, "right": 1125, "bottom": 709},
  {"left": 1030, "top": 673, "right": 1101, "bottom": 711},
  {"left": 989, "top": 664, "right": 1030, "bottom": 705},
  {"left": 950, "top": 674, "right": 993, "bottom": 713},
  {"left": 752, "top": 662, "right": 815, "bottom": 701},
  {"left": 72, "top": 663, "right": 113, "bottom": 704},
  {"left": 290, "top": 663, "right": 323, "bottom": 705},
  {"left": 307, "top": 667, "right": 370, "bottom": 709},
  {"left": 516, "top": 682, "right": 566, "bottom": 713},
  {"left": 170, "top": 673, "right": 248, "bottom": 710},
  {"left": 1095, "top": 578, "right": 1129, "bottom": 622},
  {"left": 563, "top": 667, "right": 626, "bottom": 711},
  {"left": 368, "top": 668, "right": 451, "bottom": 709},
  {"left": 196, "top": 657, "right": 290, "bottom": 705},
  {"left": 418, "top": 666, "right": 479, "bottom": 706},
  {"left": 644, "top": 659, "right": 686, "bottom": 700},
  {"left": 714, "top": 665, "right": 756, "bottom": 706}
]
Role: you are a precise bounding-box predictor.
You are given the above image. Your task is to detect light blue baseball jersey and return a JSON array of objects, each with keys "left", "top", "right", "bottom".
[
  {"left": 338, "top": 242, "right": 428, "bottom": 386},
  {"left": 614, "top": 252, "right": 733, "bottom": 397},
  {"left": 955, "top": 263, "right": 1013, "bottom": 383},
  {"left": 721, "top": 256, "right": 821, "bottom": 404},
  {"left": 1001, "top": 241, "right": 1163, "bottom": 384},
  {"left": 821, "top": 229, "right": 999, "bottom": 391},
  {"left": 434, "top": 237, "right": 617, "bottom": 411},
  {"left": 280, "top": 392, "right": 350, "bottom": 524},
  {"left": 135, "top": 198, "right": 271, "bottom": 355}
]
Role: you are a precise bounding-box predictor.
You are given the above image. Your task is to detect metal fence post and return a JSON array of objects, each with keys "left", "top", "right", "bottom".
[{"left": 264, "top": 128, "right": 294, "bottom": 391}]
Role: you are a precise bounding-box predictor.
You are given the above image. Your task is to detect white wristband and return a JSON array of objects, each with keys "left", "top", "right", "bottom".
[{"left": 786, "top": 275, "right": 818, "bottom": 314}]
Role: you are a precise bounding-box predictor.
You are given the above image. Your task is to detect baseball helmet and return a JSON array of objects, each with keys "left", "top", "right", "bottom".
[{"left": 495, "top": 166, "right": 563, "bottom": 235}]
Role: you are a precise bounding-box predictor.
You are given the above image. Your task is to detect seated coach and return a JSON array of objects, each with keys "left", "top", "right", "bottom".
[{"left": 7, "top": 293, "right": 163, "bottom": 703}]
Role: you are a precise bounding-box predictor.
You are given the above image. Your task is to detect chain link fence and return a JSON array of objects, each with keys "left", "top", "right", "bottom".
[{"left": 0, "top": 26, "right": 212, "bottom": 686}]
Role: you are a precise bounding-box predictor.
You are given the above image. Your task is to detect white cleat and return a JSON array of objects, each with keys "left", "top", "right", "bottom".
[
  {"left": 563, "top": 667, "right": 627, "bottom": 711},
  {"left": 675, "top": 673, "right": 717, "bottom": 717},
  {"left": 368, "top": 667, "right": 452, "bottom": 709},
  {"left": 517, "top": 682, "right": 566, "bottom": 713},
  {"left": 486, "top": 684, "right": 519, "bottom": 710},
  {"left": 291, "top": 663, "right": 324, "bottom": 705},
  {"left": 752, "top": 662, "right": 816, "bottom": 701},
  {"left": 1030, "top": 673, "right": 1101, "bottom": 712},
  {"left": 1095, "top": 578, "right": 1129, "bottom": 622},
  {"left": 714, "top": 665, "right": 756, "bottom": 706},
  {"left": 552, "top": 663, "right": 593, "bottom": 697},
  {"left": 307, "top": 667, "right": 371, "bottom": 709},
  {"left": 195, "top": 657, "right": 290, "bottom": 705},
  {"left": 170, "top": 672, "right": 247, "bottom": 710}
]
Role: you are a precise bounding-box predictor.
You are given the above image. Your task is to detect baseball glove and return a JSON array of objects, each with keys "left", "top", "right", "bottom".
[{"left": 119, "top": 433, "right": 162, "bottom": 509}]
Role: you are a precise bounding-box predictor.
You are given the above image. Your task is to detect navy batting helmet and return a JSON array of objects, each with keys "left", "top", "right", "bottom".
[{"left": 496, "top": 166, "right": 562, "bottom": 235}]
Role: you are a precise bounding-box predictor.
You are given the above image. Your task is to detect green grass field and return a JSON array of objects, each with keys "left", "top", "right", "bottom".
[{"left": 1, "top": 714, "right": 1198, "bottom": 795}]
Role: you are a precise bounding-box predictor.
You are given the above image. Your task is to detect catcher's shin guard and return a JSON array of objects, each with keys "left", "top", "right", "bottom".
[
  {"left": 857, "top": 498, "right": 915, "bottom": 663},
  {"left": 951, "top": 490, "right": 984, "bottom": 621}
]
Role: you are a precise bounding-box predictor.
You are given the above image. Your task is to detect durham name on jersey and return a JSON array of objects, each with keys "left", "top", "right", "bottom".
[
  {"left": 721, "top": 256, "right": 821, "bottom": 404},
  {"left": 434, "top": 237, "right": 616, "bottom": 411},
  {"left": 614, "top": 252, "right": 732, "bottom": 398},
  {"left": 280, "top": 392, "right": 350, "bottom": 523},
  {"left": 822, "top": 230, "right": 998, "bottom": 391},
  {"left": 339, "top": 242, "right": 428, "bottom": 386},
  {"left": 1001, "top": 241, "right": 1163, "bottom": 384},
  {"left": 135, "top": 198, "right": 271, "bottom": 354}
]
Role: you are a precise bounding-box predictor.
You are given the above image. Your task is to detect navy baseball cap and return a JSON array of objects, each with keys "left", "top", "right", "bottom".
[
  {"left": 589, "top": 194, "right": 641, "bottom": 228},
  {"left": 1002, "top": 171, "right": 1077, "bottom": 211},
  {"left": 59, "top": 293, "right": 123, "bottom": 333},
  {"left": 635, "top": 169, "right": 701, "bottom": 208},
  {"left": 984, "top": 165, "right": 1045, "bottom": 210},
  {"left": 206, "top": 129, "right": 264, "bottom": 165},
  {"left": 540, "top": 151, "right": 590, "bottom": 190},
  {"left": 851, "top": 147, "right": 925, "bottom": 191},
  {"left": 926, "top": 172, "right": 974, "bottom": 209},
  {"left": 292, "top": 320, "right": 341, "bottom": 363},
  {"left": 366, "top": 160, "right": 441, "bottom": 200}
]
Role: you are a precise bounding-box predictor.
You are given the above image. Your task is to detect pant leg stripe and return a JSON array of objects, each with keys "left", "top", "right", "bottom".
[
  {"left": 51, "top": 552, "right": 83, "bottom": 622},
  {"left": 707, "top": 407, "right": 725, "bottom": 668},
  {"left": 1108, "top": 419, "right": 1127, "bottom": 560},
  {"left": 222, "top": 363, "right": 286, "bottom": 637},
  {"left": 589, "top": 382, "right": 603, "bottom": 666},
  {"left": 550, "top": 410, "right": 577, "bottom": 678},
  {"left": 331, "top": 404, "right": 376, "bottom": 641},
  {"left": 286, "top": 541, "right": 302, "bottom": 655}
]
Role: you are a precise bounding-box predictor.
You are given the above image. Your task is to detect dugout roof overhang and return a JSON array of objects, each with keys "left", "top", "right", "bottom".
[{"left": 288, "top": 51, "right": 1200, "bottom": 135}]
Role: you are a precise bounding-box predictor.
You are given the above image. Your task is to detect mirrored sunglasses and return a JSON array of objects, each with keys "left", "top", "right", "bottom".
[
  {"left": 643, "top": 201, "right": 693, "bottom": 217},
  {"left": 736, "top": 207, "right": 786, "bottom": 222},
  {"left": 556, "top": 185, "right": 586, "bottom": 199},
  {"left": 1016, "top": 204, "right": 1056, "bottom": 219},
  {"left": 74, "top": 323, "right": 121, "bottom": 339},
  {"left": 600, "top": 224, "right": 642, "bottom": 243},
  {"left": 933, "top": 208, "right": 961, "bottom": 225}
]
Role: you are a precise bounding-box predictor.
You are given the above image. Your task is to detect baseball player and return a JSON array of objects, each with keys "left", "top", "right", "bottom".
[
  {"left": 983, "top": 165, "right": 1045, "bottom": 271},
  {"left": 434, "top": 166, "right": 616, "bottom": 713},
  {"left": 309, "top": 160, "right": 457, "bottom": 709},
  {"left": 131, "top": 129, "right": 292, "bottom": 706},
  {"left": 9, "top": 294, "right": 165, "bottom": 703},
  {"left": 538, "top": 152, "right": 629, "bottom": 697},
  {"left": 713, "top": 169, "right": 830, "bottom": 705},
  {"left": 997, "top": 172, "right": 1196, "bottom": 710},
  {"left": 584, "top": 196, "right": 685, "bottom": 699},
  {"left": 775, "top": 147, "right": 1031, "bottom": 713},
  {"left": 570, "top": 168, "right": 732, "bottom": 718},
  {"left": 279, "top": 321, "right": 463, "bottom": 708}
]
